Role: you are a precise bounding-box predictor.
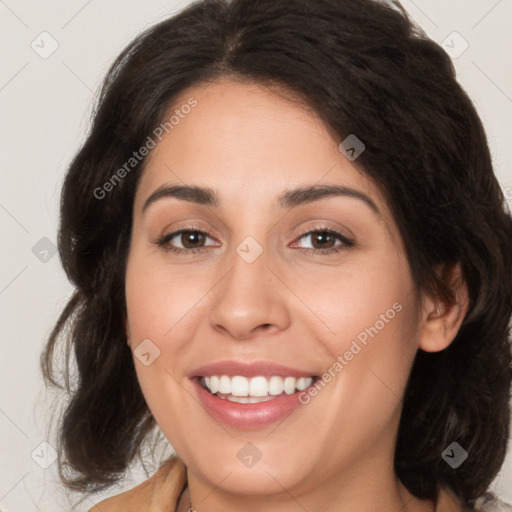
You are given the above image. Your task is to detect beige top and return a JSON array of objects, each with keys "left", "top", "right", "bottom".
[{"left": 88, "top": 455, "right": 472, "bottom": 512}]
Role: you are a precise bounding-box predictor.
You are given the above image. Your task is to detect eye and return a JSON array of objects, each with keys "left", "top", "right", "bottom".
[
  {"left": 292, "top": 227, "right": 354, "bottom": 254},
  {"left": 156, "top": 227, "right": 217, "bottom": 255},
  {"left": 155, "top": 225, "right": 354, "bottom": 256}
]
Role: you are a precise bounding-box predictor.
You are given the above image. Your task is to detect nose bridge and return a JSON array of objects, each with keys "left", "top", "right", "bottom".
[{"left": 208, "top": 231, "right": 289, "bottom": 339}]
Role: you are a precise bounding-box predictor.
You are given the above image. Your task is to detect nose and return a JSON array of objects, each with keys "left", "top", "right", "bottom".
[{"left": 208, "top": 242, "right": 291, "bottom": 341}]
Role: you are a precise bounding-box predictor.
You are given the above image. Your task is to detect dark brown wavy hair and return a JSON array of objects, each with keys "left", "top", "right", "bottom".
[{"left": 41, "top": 0, "right": 512, "bottom": 508}]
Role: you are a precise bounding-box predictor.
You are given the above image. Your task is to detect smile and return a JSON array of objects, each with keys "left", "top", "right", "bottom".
[
  {"left": 200, "top": 375, "right": 316, "bottom": 403},
  {"left": 189, "top": 360, "right": 321, "bottom": 429}
]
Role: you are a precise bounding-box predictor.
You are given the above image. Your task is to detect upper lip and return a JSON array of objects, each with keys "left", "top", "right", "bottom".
[{"left": 188, "top": 359, "right": 319, "bottom": 379}]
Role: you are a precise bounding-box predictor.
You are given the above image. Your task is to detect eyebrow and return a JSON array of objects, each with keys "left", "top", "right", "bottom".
[{"left": 142, "top": 183, "right": 381, "bottom": 217}]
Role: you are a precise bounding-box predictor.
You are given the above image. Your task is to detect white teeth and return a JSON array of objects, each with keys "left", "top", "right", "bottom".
[
  {"left": 268, "top": 376, "right": 284, "bottom": 395},
  {"left": 284, "top": 376, "right": 296, "bottom": 395},
  {"left": 231, "top": 376, "right": 249, "bottom": 396},
  {"left": 218, "top": 375, "right": 231, "bottom": 394},
  {"left": 201, "top": 375, "right": 314, "bottom": 397},
  {"left": 249, "top": 376, "right": 268, "bottom": 397},
  {"left": 210, "top": 376, "right": 219, "bottom": 394},
  {"left": 226, "top": 395, "right": 276, "bottom": 404},
  {"left": 296, "top": 377, "right": 310, "bottom": 391}
]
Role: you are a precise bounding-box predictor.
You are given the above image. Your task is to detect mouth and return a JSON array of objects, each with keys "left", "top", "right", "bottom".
[
  {"left": 188, "top": 360, "right": 321, "bottom": 429},
  {"left": 196, "top": 374, "right": 320, "bottom": 403}
]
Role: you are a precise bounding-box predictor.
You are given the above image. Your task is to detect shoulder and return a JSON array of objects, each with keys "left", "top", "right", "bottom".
[
  {"left": 436, "top": 487, "right": 512, "bottom": 512},
  {"left": 88, "top": 455, "right": 187, "bottom": 512},
  {"left": 473, "top": 493, "right": 512, "bottom": 512}
]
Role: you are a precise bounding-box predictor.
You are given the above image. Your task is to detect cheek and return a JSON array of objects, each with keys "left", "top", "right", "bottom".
[
  {"left": 298, "top": 251, "right": 419, "bottom": 407},
  {"left": 125, "top": 251, "right": 195, "bottom": 434},
  {"left": 297, "top": 251, "right": 416, "bottom": 352},
  {"left": 125, "top": 251, "right": 206, "bottom": 344}
]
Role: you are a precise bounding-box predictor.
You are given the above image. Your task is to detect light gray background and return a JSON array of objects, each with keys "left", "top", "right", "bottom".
[{"left": 1, "top": 0, "right": 511, "bottom": 510}]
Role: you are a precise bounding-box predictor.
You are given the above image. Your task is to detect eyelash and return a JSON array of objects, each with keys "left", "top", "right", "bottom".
[{"left": 155, "top": 225, "right": 354, "bottom": 256}]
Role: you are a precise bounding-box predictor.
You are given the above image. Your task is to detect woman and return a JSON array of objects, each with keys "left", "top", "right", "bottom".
[{"left": 41, "top": 0, "right": 512, "bottom": 510}]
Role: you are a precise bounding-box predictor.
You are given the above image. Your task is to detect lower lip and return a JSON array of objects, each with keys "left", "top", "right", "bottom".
[{"left": 191, "top": 378, "right": 311, "bottom": 429}]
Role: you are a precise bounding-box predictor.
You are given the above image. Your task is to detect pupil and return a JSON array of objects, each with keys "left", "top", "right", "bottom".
[
  {"left": 183, "top": 231, "right": 204, "bottom": 248},
  {"left": 314, "top": 232, "right": 333, "bottom": 248}
]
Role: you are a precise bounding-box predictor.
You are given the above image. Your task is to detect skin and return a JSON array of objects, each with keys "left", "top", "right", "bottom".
[{"left": 124, "top": 79, "right": 469, "bottom": 512}]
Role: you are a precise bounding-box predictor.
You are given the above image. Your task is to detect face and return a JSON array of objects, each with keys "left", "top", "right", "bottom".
[{"left": 125, "top": 79, "right": 423, "bottom": 500}]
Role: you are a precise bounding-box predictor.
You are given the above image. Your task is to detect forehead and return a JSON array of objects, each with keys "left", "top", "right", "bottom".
[{"left": 135, "top": 79, "right": 390, "bottom": 222}]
